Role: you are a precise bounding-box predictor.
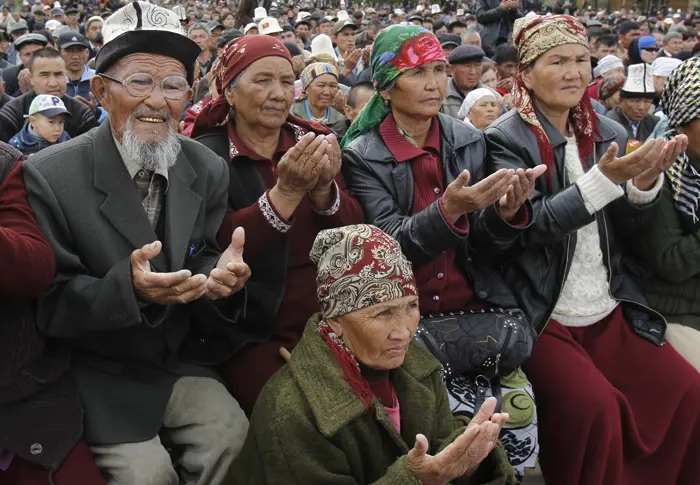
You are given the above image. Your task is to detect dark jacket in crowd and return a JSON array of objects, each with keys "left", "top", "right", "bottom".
[
  {"left": 21, "top": 120, "right": 246, "bottom": 445},
  {"left": 484, "top": 109, "right": 667, "bottom": 344},
  {"left": 606, "top": 106, "right": 659, "bottom": 144},
  {"left": 9, "top": 122, "right": 72, "bottom": 158},
  {"left": 0, "top": 143, "right": 82, "bottom": 470},
  {"left": 2, "top": 64, "right": 24, "bottom": 98},
  {"left": 226, "top": 315, "right": 517, "bottom": 485},
  {"left": 475, "top": 0, "right": 524, "bottom": 57},
  {"left": 342, "top": 113, "right": 531, "bottom": 312},
  {"left": 0, "top": 93, "right": 11, "bottom": 111},
  {"left": 0, "top": 91, "right": 98, "bottom": 143},
  {"left": 634, "top": 162, "right": 700, "bottom": 331}
]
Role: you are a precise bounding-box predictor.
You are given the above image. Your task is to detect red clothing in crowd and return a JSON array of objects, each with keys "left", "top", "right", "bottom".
[
  {"left": 525, "top": 307, "right": 700, "bottom": 485},
  {"left": 181, "top": 99, "right": 211, "bottom": 139},
  {"left": 587, "top": 79, "right": 602, "bottom": 101},
  {"left": 379, "top": 115, "right": 474, "bottom": 314},
  {"left": 0, "top": 164, "right": 104, "bottom": 485},
  {"left": 218, "top": 122, "right": 364, "bottom": 414}
]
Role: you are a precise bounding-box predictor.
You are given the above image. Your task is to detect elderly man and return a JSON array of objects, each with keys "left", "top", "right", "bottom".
[
  {"left": 189, "top": 22, "right": 214, "bottom": 79},
  {"left": 21, "top": 2, "right": 250, "bottom": 485},
  {"left": 607, "top": 64, "right": 659, "bottom": 144},
  {"left": 442, "top": 45, "right": 500, "bottom": 118}
]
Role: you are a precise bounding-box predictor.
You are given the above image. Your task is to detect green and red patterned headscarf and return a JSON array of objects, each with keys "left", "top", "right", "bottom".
[{"left": 341, "top": 25, "right": 445, "bottom": 148}]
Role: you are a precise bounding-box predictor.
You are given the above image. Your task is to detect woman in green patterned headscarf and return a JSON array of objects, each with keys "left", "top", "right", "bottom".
[
  {"left": 341, "top": 24, "right": 448, "bottom": 147},
  {"left": 341, "top": 24, "right": 545, "bottom": 481}
]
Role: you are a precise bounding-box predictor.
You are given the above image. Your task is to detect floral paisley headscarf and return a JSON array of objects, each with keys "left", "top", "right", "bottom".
[
  {"left": 310, "top": 224, "right": 417, "bottom": 412},
  {"left": 512, "top": 14, "right": 597, "bottom": 188},
  {"left": 341, "top": 25, "right": 446, "bottom": 148}
]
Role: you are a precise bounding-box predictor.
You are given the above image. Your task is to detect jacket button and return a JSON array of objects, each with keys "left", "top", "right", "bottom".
[
  {"left": 30, "top": 443, "right": 42, "bottom": 455},
  {"left": 437, "top": 273, "right": 445, "bottom": 279},
  {"left": 432, "top": 295, "right": 440, "bottom": 301},
  {"left": 433, "top": 187, "right": 440, "bottom": 195},
  {"left": 478, "top": 291, "right": 488, "bottom": 299}
]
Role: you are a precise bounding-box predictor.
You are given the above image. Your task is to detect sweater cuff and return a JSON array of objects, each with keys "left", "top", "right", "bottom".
[
  {"left": 576, "top": 165, "right": 624, "bottom": 214},
  {"left": 626, "top": 173, "right": 664, "bottom": 206},
  {"left": 312, "top": 181, "right": 341, "bottom": 216}
]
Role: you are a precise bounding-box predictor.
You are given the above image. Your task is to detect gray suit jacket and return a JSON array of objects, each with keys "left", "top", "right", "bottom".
[
  {"left": 606, "top": 106, "right": 659, "bottom": 144},
  {"left": 22, "top": 121, "right": 245, "bottom": 444}
]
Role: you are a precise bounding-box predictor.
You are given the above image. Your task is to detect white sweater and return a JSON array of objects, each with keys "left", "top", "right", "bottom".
[{"left": 551, "top": 138, "right": 662, "bottom": 327}]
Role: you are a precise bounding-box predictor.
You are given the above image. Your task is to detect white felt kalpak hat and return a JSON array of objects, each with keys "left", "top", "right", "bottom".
[
  {"left": 621, "top": 63, "right": 656, "bottom": 98},
  {"left": 259, "top": 16, "right": 283, "bottom": 35},
  {"left": 253, "top": 7, "right": 267, "bottom": 21},
  {"left": 95, "top": 1, "right": 200, "bottom": 84},
  {"left": 310, "top": 34, "right": 337, "bottom": 61}
]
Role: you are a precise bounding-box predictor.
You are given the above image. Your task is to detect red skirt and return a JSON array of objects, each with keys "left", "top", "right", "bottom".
[
  {"left": 0, "top": 442, "right": 105, "bottom": 485},
  {"left": 524, "top": 307, "right": 700, "bottom": 485}
]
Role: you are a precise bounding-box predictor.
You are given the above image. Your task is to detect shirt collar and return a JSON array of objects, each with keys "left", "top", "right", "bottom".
[
  {"left": 621, "top": 110, "right": 641, "bottom": 128},
  {"left": 379, "top": 113, "right": 441, "bottom": 163},
  {"left": 113, "top": 135, "right": 170, "bottom": 187}
]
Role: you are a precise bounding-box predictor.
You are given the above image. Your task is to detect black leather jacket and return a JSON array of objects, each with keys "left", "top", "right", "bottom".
[
  {"left": 342, "top": 113, "right": 532, "bottom": 314},
  {"left": 484, "top": 109, "right": 666, "bottom": 344}
]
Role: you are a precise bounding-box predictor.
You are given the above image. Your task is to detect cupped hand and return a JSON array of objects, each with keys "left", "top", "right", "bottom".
[
  {"left": 276, "top": 132, "right": 329, "bottom": 196},
  {"left": 498, "top": 165, "right": 547, "bottom": 221},
  {"left": 407, "top": 398, "right": 508, "bottom": 485},
  {"left": 442, "top": 169, "right": 515, "bottom": 222},
  {"left": 598, "top": 138, "right": 666, "bottom": 185},
  {"left": 633, "top": 134, "right": 688, "bottom": 190},
  {"left": 131, "top": 241, "right": 207, "bottom": 305},
  {"left": 205, "top": 227, "right": 251, "bottom": 300}
]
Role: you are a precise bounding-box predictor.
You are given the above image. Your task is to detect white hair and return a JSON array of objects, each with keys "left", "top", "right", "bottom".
[{"left": 120, "top": 117, "right": 180, "bottom": 172}]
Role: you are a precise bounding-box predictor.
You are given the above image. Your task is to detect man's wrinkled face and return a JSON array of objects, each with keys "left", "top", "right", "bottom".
[
  {"left": 189, "top": 28, "right": 210, "bottom": 52},
  {"left": 91, "top": 53, "right": 191, "bottom": 143},
  {"left": 18, "top": 43, "right": 43, "bottom": 67}
]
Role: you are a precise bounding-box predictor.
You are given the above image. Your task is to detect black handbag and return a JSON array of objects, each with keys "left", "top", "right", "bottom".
[{"left": 413, "top": 308, "right": 535, "bottom": 380}]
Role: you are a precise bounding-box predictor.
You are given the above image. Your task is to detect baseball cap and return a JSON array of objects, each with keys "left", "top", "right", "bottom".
[
  {"left": 243, "top": 22, "right": 258, "bottom": 34},
  {"left": 57, "top": 31, "right": 89, "bottom": 49},
  {"left": 27, "top": 94, "right": 71, "bottom": 118},
  {"left": 332, "top": 18, "right": 357, "bottom": 35}
]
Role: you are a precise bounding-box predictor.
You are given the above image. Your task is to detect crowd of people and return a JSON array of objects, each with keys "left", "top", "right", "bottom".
[{"left": 2, "top": 0, "right": 700, "bottom": 484}]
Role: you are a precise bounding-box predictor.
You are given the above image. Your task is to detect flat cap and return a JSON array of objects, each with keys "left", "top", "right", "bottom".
[
  {"left": 7, "top": 19, "right": 28, "bottom": 34},
  {"left": 448, "top": 44, "right": 486, "bottom": 64},
  {"left": 585, "top": 19, "right": 603, "bottom": 27},
  {"left": 437, "top": 33, "right": 461, "bottom": 48},
  {"left": 14, "top": 32, "right": 49, "bottom": 49}
]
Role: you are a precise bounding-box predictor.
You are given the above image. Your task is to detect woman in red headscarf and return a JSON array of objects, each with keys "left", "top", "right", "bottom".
[
  {"left": 483, "top": 14, "right": 700, "bottom": 485},
  {"left": 190, "top": 36, "right": 364, "bottom": 416}
]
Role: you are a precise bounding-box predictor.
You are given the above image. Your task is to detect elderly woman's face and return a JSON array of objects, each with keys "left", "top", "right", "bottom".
[
  {"left": 307, "top": 73, "right": 339, "bottom": 111},
  {"left": 469, "top": 96, "right": 500, "bottom": 131},
  {"left": 602, "top": 67, "right": 625, "bottom": 79},
  {"left": 226, "top": 56, "right": 295, "bottom": 130},
  {"left": 523, "top": 44, "right": 592, "bottom": 112},
  {"left": 385, "top": 60, "right": 448, "bottom": 120},
  {"left": 329, "top": 296, "right": 420, "bottom": 370},
  {"left": 481, "top": 69, "right": 498, "bottom": 89},
  {"left": 93, "top": 53, "right": 191, "bottom": 143}
]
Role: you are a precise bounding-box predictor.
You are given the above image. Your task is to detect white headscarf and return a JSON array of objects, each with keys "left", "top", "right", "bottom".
[
  {"left": 457, "top": 88, "right": 496, "bottom": 122},
  {"left": 593, "top": 55, "right": 624, "bottom": 78},
  {"left": 652, "top": 57, "right": 682, "bottom": 77}
]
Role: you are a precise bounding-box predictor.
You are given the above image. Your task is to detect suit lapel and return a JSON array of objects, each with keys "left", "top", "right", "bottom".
[
  {"left": 164, "top": 150, "right": 202, "bottom": 271},
  {"left": 93, "top": 121, "right": 167, "bottom": 272}
]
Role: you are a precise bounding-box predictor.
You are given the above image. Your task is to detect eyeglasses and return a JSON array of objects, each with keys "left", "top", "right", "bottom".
[
  {"left": 642, "top": 47, "right": 659, "bottom": 52},
  {"left": 100, "top": 72, "right": 190, "bottom": 100}
]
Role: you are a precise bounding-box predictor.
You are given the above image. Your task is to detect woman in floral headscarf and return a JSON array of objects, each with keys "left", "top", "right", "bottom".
[
  {"left": 341, "top": 25, "right": 545, "bottom": 479},
  {"left": 226, "top": 225, "right": 516, "bottom": 485},
  {"left": 290, "top": 62, "right": 346, "bottom": 125},
  {"left": 190, "top": 35, "right": 364, "bottom": 416},
  {"left": 484, "top": 14, "right": 700, "bottom": 485}
]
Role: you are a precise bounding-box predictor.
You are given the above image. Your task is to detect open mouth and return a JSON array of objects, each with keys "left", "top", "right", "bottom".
[{"left": 137, "top": 116, "right": 166, "bottom": 123}]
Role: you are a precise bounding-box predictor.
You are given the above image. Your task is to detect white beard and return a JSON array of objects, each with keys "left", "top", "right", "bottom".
[{"left": 120, "top": 118, "right": 180, "bottom": 172}]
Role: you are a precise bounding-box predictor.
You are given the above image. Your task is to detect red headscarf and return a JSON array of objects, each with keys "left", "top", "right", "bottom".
[
  {"left": 190, "top": 36, "right": 293, "bottom": 138},
  {"left": 512, "top": 14, "right": 598, "bottom": 188}
]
